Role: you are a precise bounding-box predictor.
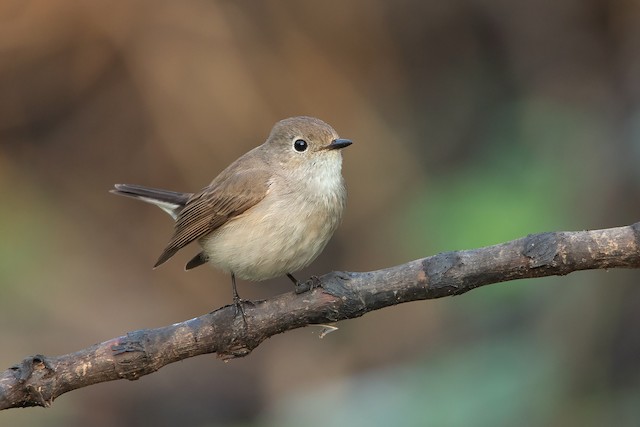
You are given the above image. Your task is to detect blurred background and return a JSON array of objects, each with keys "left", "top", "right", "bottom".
[{"left": 2, "top": 0, "right": 640, "bottom": 426}]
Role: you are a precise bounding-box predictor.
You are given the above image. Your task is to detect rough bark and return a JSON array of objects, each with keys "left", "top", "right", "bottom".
[{"left": 2, "top": 223, "right": 639, "bottom": 410}]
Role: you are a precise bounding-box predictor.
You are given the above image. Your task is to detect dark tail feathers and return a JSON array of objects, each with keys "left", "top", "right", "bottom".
[
  {"left": 111, "top": 184, "right": 191, "bottom": 206},
  {"left": 111, "top": 183, "right": 192, "bottom": 219}
]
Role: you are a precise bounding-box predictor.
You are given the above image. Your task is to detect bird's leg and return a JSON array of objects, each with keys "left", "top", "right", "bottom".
[
  {"left": 286, "top": 273, "right": 299, "bottom": 286},
  {"left": 289, "top": 272, "right": 322, "bottom": 294},
  {"left": 287, "top": 273, "right": 305, "bottom": 293},
  {"left": 231, "top": 273, "right": 248, "bottom": 324}
]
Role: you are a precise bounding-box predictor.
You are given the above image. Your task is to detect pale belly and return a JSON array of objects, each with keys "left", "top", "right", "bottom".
[{"left": 200, "top": 195, "right": 342, "bottom": 281}]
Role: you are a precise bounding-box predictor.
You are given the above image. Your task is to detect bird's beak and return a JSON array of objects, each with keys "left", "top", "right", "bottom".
[{"left": 325, "top": 138, "right": 353, "bottom": 150}]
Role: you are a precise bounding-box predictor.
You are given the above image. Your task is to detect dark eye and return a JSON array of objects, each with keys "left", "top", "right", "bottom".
[{"left": 293, "top": 139, "right": 308, "bottom": 152}]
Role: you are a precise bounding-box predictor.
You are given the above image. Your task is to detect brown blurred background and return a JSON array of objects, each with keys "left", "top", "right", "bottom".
[{"left": 2, "top": 0, "right": 640, "bottom": 426}]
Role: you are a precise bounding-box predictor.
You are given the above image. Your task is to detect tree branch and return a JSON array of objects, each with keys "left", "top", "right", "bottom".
[{"left": 2, "top": 223, "right": 640, "bottom": 410}]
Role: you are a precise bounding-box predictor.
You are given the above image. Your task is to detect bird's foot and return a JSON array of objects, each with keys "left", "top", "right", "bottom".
[
  {"left": 294, "top": 275, "right": 322, "bottom": 294},
  {"left": 232, "top": 296, "right": 255, "bottom": 325}
]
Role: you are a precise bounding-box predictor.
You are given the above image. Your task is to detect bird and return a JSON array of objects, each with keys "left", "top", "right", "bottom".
[{"left": 111, "top": 116, "right": 352, "bottom": 314}]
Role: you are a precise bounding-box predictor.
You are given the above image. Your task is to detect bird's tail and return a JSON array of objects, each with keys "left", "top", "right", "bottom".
[{"left": 111, "top": 184, "right": 192, "bottom": 220}]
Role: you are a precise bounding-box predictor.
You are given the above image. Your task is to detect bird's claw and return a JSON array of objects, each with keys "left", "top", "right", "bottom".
[{"left": 295, "top": 275, "right": 322, "bottom": 294}]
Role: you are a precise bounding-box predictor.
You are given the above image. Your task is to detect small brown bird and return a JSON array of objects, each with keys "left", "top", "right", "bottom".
[{"left": 112, "top": 116, "right": 351, "bottom": 312}]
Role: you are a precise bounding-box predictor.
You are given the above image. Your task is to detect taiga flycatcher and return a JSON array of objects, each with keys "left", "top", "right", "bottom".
[{"left": 112, "top": 116, "right": 351, "bottom": 313}]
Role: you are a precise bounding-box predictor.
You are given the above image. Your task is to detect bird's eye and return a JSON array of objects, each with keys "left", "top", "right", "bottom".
[{"left": 293, "top": 139, "right": 308, "bottom": 152}]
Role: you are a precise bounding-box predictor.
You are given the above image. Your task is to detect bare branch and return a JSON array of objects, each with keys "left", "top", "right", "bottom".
[{"left": 2, "top": 223, "right": 640, "bottom": 410}]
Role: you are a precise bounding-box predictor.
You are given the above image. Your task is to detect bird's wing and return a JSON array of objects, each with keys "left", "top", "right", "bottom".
[{"left": 154, "top": 168, "right": 272, "bottom": 267}]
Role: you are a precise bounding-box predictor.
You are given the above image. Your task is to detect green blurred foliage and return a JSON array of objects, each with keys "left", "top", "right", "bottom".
[{"left": 268, "top": 336, "right": 564, "bottom": 427}]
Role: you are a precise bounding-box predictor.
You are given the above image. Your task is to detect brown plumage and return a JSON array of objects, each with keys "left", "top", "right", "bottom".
[{"left": 112, "top": 116, "right": 352, "bottom": 310}]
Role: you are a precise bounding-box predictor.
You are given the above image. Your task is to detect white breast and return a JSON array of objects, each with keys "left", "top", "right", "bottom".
[{"left": 202, "top": 153, "right": 346, "bottom": 281}]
